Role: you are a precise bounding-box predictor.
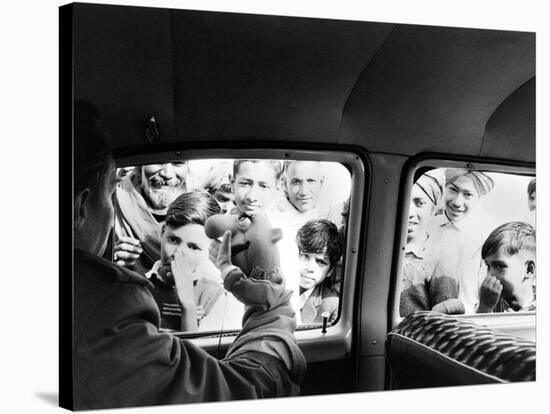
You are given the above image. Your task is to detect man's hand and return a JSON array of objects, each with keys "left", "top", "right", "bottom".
[
  {"left": 477, "top": 275, "right": 503, "bottom": 313},
  {"left": 114, "top": 236, "right": 143, "bottom": 267}
]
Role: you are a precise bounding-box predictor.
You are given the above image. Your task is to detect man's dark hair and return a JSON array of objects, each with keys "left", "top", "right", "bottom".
[
  {"left": 527, "top": 178, "right": 536, "bottom": 196},
  {"left": 296, "top": 219, "right": 343, "bottom": 269},
  {"left": 74, "top": 100, "right": 113, "bottom": 197},
  {"left": 481, "top": 221, "right": 536, "bottom": 260},
  {"left": 165, "top": 191, "right": 221, "bottom": 228},
  {"left": 232, "top": 160, "right": 283, "bottom": 181}
]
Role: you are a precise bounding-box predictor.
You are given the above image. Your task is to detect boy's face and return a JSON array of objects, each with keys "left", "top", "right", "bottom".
[
  {"left": 408, "top": 184, "right": 435, "bottom": 242},
  {"left": 444, "top": 176, "right": 480, "bottom": 222},
  {"left": 160, "top": 223, "right": 211, "bottom": 272},
  {"left": 299, "top": 250, "right": 331, "bottom": 290},
  {"left": 232, "top": 161, "right": 280, "bottom": 215},
  {"left": 484, "top": 247, "right": 535, "bottom": 300},
  {"left": 528, "top": 190, "right": 536, "bottom": 211},
  {"left": 284, "top": 162, "right": 324, "bottom": 213}
]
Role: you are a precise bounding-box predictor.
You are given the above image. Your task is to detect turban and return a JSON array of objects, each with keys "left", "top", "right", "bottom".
[
  {"left": 415, "top": 169, "right": 445, "bottom": 206},
  {"left": 444, "top": 168, "right": 494, "bottom": 196}
]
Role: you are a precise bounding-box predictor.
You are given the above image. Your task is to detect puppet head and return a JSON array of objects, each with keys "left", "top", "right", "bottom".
[{"left": 205, "top": 212, "right": 283, "bottom": 283}]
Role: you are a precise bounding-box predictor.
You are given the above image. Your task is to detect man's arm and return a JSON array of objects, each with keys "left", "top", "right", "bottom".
[{"left": 75, "top": 282, "right": 304, "bottom": 410}]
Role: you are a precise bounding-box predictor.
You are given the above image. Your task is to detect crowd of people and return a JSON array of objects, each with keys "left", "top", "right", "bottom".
[
  {"left": 72, "top": 101, "right": 306, "bottom": 409},
  {"left": 111, "top": 157, "right": 349, "bottom": 330},
  {"left": 400, "top": 169, "right": 536, "bottom": 317}
]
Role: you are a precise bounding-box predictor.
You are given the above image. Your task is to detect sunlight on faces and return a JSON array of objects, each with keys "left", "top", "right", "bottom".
[
  {"left": 407, "top": 184, "right": 435, "bottom": 243},
  {"left": 299, "top": 250, "right": 331, "bottom": 290},
  {"left": 444, "top": 176, "right": 480, "bottom": 222},
  {"left": 484, "top": 248, "right": 535, "bottom": 301},
  {"left": 160, "top": 223, "right": 211, "bottom": 275},
  {"left": 232, "top": 161, "right": 280, "bottom": 215},
  {"left": 141, "top": 163, "right": 188, "bottom": 214},
  {"left": 284, "top": 161, "right": 324, "bottom": 213}
]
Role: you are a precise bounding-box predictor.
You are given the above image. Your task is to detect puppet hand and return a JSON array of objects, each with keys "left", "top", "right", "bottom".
[{"left": 213, "top": 231, "right": 234, "bottom": 271}]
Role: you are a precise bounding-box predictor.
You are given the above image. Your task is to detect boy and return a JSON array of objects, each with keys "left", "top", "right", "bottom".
[
  {"left": 400, "top": 170, "right": 463, "bottom": 316},
  {"left": 477, "top": 222, "right": 536, "bottom": 313},
  {"left": 296, "top": 219, "right": 343, "bottom": 324},
  {"left": 231, "top": 160, "right": 283, "bottom": 217},
  {"left": 147, "top": 191, "right": 243, "bottom": 331}
]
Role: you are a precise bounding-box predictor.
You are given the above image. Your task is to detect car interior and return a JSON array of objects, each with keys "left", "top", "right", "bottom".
[{"left": 63, "top": 2, "right": 536, "bottom": 398}]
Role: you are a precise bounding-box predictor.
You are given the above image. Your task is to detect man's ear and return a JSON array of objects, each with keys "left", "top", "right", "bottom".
[{"left": 74, "top": 188, "right": 91, "bottom": 230}]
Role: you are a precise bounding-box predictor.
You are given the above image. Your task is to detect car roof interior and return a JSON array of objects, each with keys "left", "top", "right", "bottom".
[{"left": 74, "top": 3, "right": 535, "bottom": 163}]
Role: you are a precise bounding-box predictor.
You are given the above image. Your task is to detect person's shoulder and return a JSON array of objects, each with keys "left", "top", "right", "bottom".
[{"left": 74, "top": 249, "right": 152, "bottom": 289}]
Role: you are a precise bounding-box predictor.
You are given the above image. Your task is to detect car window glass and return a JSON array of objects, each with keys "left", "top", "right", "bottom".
[{"left": 113, "top": 158, "right": 352, "bottom": 333}]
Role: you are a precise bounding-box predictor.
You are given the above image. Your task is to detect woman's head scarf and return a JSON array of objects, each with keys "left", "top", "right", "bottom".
[
  {"left": 444, "top": 168, "right": 494, "bottom": 196},
  {"left": 415, "top": 169, "right": 445, "bottom": 206}
]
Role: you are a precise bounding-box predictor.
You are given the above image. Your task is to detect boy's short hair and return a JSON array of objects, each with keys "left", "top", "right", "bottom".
[
  {"left": 282, "top": 160, "right": 321, "bottom": 175},
  {"left": 527, "top": 178, "right": 536, "bottom": 196},
  {"left": 481, "top": 221, "right": 536, "bottom": 260},
  {"left": 233, "top": 159, "right": 283, "bottom": 180},
  {"left": 165, "top": 191, "right": 221, "bottom": 228},
  {"left": 296, "top": 219, "right": 343, "bottom": 268}
]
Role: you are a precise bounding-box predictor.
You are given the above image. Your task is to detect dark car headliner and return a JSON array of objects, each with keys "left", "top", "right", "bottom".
[{"left": 73, "top": 3, "right": 535, "bottom": 163}]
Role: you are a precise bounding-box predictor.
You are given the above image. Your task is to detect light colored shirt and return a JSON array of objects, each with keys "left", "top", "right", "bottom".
[{"left": 430, "top": 213, "right": 486, "bottom": 314}]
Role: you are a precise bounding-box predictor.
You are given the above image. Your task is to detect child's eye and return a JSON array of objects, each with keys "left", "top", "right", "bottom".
[
  {"left": 260, "top": 183, "right": 270, "bottom": 190},
  {"left": 187, "top": 242, "right": 201, "bottom": 251},
  {"left": 316, "top": 258, "right": 329, "bottom": 266},
  {"left": 415, "top": 200, "right": 426, "bottom": 207},
  {"left": 167, "top": 236, "right": 180, "bottom": 245}
]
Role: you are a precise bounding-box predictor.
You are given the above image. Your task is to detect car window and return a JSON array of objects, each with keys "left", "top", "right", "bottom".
[
  {"left": 113, "top": 157, "right": 353, "bottom": 334},
  {"left": 398, "top": 167, "right": 535, "bottom": 319}
]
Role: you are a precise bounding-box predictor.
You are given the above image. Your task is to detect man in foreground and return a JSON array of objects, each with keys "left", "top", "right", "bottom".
[{"left": 71, "top": 101, "right": 305, "bottom": 410}]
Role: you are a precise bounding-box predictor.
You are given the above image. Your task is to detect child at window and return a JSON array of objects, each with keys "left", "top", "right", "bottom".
[
  {"left": 230, "top": 159, "right": 283, "bottom": 217},
  {"left": 400, "top": 170, "right": 463, "bottom": 316},
  {"left": 146, "top": 191, "right": 243, "bottom": 331},
  {"left": 296, "top": 219, "right": 343, "bottom": 324},
  {"left": 476, "top": 222, "right": 536, "bottom": 313}
]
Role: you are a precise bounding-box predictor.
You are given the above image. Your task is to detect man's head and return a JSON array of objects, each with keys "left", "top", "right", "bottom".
[
  {"left": 160, "top": 192, "right": 221, "bottom": 270},
  {"left": 408, "top": 170, "right": 444, "bottom": 243},
  {"left": 282, "top": 161, "right": 324, "bottom": 213},
  {"left": 201, "top": 162, "right": 235, "bottom": 214},
  {"left": 73, "top": 100, "right": 118, "bottom": 256},
  {"left": 231, "top": 160, "right": 282, "bottom": 215},
  {"left": 481, "top": 222, "right": 536, "bottom": 306},
  {"left": 296, "top": 219, "right": 342, "bottom": 290},
  {"left": 139, "top": 162, "right": 189, "bottom": 216},
  {"left": 527, "top": 178, "right": 536, "bottom": 212},
  {"left": 444, "top": 169, "right": 494, "bottom": 223}
]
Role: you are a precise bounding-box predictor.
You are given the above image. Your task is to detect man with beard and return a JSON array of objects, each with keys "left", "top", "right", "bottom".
[
  {"left": 114, "top": 162, "right": 190, "bottom": 274},
  {"left": 70, "top": 100, "right": 305, "bottom": 410}
]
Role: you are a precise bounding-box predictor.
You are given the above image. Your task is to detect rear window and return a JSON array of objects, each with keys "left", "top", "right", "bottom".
[
  {"left": 397, "top": 165, "right": 535, "bottom": 319},
  {"left": 111, "top": 154, "right": 357, "bottom": 335}
]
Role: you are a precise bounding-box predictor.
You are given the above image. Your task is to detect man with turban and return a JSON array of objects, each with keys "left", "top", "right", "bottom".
[
  {"left": 433, "top": 168, "right": 495, "bottom": 313},
  {"left": 399, "top": 169, "right": 464, "bottom": 316}
]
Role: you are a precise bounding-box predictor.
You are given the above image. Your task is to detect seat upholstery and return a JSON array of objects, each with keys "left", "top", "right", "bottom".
[{"left": 386, "top": 311, "right": 536, "bottom": 389}]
